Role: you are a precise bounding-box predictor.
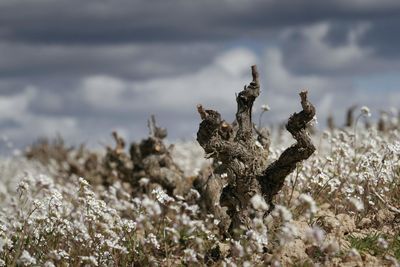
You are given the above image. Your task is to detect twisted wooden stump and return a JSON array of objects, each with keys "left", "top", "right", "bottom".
[{"left": 196, "top": 65, "right": 316, "bottom": 233}]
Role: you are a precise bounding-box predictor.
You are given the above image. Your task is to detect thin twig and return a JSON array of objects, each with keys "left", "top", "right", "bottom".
[{"left": 371, "top": 187, "right": 400, "bottom": 214}]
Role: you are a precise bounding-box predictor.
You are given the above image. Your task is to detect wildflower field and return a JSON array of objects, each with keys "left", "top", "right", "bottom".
[
  {"left": 0, "top": 67, "right": 399, "bottom": 266},
  {"left": 0, "top": 111, "right": 398, "bottom": 267}
]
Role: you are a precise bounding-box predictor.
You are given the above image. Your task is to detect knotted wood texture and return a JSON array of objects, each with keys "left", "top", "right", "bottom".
[{"left": 196, "top": 65, "right": 316, "bottom": 233}]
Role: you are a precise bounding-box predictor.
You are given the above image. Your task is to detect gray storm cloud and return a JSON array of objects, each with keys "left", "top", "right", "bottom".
[{"left": 0, "top": 0, "right": 399, "bottom": 148}]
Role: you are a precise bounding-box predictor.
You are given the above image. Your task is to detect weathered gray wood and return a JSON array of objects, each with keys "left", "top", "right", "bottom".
[{"left": 196, "top": 65, "right": 316, "bottom": 234}]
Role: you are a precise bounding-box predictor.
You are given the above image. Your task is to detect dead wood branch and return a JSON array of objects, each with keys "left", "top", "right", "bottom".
[
  {"left": 196, "top": 65, "right": 316, "bottom": 233},
  {"left": 258, "top": 91, "right": 316, "bottom": 211}
]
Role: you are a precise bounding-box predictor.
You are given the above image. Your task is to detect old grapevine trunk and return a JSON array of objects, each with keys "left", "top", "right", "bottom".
[{"left": 196, "top": 65, "right": 316, "bottom": 233}]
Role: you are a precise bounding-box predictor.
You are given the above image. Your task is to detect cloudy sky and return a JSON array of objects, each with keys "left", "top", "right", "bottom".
[{"left": 0, "top": 0, "right": 399, "bottom": 149}]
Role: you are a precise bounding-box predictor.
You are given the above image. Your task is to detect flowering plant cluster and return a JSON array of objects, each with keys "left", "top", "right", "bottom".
[{"left": 0, "top": 108, "right": 399, "bottom": 266}]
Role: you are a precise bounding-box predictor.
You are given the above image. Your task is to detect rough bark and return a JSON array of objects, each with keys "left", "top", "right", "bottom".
[
  {"left": 102, "top": 116, "right": 188, "bottom": 195},
  {"left": 196, "top": 65, "right": 316, "bottom": 233},
  {"left": 258, "top": 91, "right": 316, "bottom": 212},
  {"left": 129, "top": 115, "right": 187, "bottom": 195}
]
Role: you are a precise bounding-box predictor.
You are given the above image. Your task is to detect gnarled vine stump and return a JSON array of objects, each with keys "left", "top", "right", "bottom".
[{"left": 196, "top": 65, "right": 316, "bottom": 233}]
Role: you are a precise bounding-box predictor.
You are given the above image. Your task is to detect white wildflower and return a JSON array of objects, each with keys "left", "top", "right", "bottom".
[
  {"left": 305, "top": 226, "right": 325, "bottom": 245},
  {"left": 183, "top": 203, "right": 199, "bottom": 214},
  {"left": 347, "top": 248, "right": 361, "bottom": 260},
  {"left": 0, "top": 259, "right": 5, "bottom": 267},
  {"left": 165, "top": 227, "right": 180, "bottom": 243},
  {"left": 32, "top": 199, "right": 42, "bottom": 209},
  {"left": 250, "top": 194, "right": 269, "bottom": 211},
  {"left": 298, "top": 194, "right": 317, "bottom": 217},
  {"left": 377, "top": 237, "right": 388, "bottom": 249},
  {"left": 122, "top": 219, "right": 136, "bottom": 233},
  {"left": 141, "top": 197, "right": 162, "bottom": 216},
  {"left": 186, "top": 188, "right": 201, "bottom": 201},
  {"left": 360, "top": 106, "right": 371, "bottom": 117},
  {"left": 146, "top": 233, "right": 160, "bottom": 250},
  {"left": 48, "top": 249, "right": 69, "bottom": 261},
  {"left": 80, "top": 256, "right": 98, "bottom": 266},
  {"left": 246, "top": 229, "right": 268, "bottom": 250},
  {"left": 19, "top": 250, "right": 36, "bottom": 266},
  {"left": 138, "top": 177, "right": 150, "bottom": 186},
  {"left": 261, "top": 104, "right": 270, "bottom": 112},
  {"left": 349, "top": 197, "right": 364, "bottom": 211},
  {"left": 207, "top": 232, "right": 216, "bottom": 241},
  {"left": 388, "top": 141, "right": 400, "bottom": 154},
  {"left": 78, "top": 177, "right": 89, "bottom": 187},
  {"left": 279, "top": 223, "right": 298, "bottom": 244},
  {"left": 309, "top": 115, "right": 318, "bottom": 127},
  {"left": 183, "top": 248, "right": 198, "bottom": 263},
  {"left": 44, "top": 261, "right": 56, "bottom": 267},
  {"left": 36, "top": 174, "right": 53, "bottom": 188},
  {"left": 322, "top": 130, "right": 331, "bottom": 139},
  {"left": 272, "top": 205, "right": 293, "bottom": 222},
  {"left": 231, "top": 240, "right": 244, "bottom": 257},
  {"left": 17, "top": 180, "right": 29, "bottom": 194},
  {"left": 223, "top": 257, "right": 237, "bottom": 267},
  {"left": 355, "top": 185, "right": 365, "bottom": 195},
  {"left": 152, "top": 187, "right": 174, "bottom": 204}
]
